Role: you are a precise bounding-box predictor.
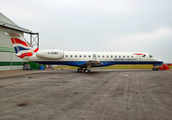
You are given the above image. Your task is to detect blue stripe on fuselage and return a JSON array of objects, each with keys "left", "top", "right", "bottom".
[{"left": 32, "top": 61, "right": 163, "bottom": 67}]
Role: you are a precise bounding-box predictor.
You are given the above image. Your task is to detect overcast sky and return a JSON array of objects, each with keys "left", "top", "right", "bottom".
[{"left": 1, "top": 0, "right": 172, "bottom": 62}]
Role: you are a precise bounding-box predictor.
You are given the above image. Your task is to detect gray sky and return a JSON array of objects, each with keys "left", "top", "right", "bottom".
[{"left": 1, "top": 0, "right": 172, "bottom": 63}]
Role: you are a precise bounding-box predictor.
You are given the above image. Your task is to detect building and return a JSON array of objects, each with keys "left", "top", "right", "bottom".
[{"left": 0, "top": 13, "right": 38, "bottom": 71}]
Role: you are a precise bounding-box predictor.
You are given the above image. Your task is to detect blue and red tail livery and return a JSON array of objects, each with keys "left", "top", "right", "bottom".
[
  {"left": 14, "top": 46, "right": 30, "bottom": 53},
  {"left": 6, "top": 31, "right": 39, "bottom": 58},
  {"left": 11, "top": 38, "right": 30, "bottom": 47}
]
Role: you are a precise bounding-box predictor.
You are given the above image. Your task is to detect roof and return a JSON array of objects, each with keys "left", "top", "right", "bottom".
[{"left": 0, "top": 12, "right": 30, "bottom": 33}]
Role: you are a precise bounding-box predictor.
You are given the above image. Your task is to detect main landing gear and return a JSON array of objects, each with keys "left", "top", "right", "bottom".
[{"left": 77, "top": 68, "right": 90, "bottom": 73}]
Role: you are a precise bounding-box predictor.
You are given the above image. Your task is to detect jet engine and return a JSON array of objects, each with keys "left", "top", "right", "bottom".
[{"left": 36, "top": 50, "right": 64, "bottom": 59}]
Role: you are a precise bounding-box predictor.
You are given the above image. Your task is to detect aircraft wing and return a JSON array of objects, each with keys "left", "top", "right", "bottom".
[{"left": 80, "top": 60, "right": 103, "bottom": 67}]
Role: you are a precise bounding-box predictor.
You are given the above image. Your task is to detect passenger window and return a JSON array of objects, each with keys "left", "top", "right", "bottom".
[
  {"left": 79, "top": 55, "right": 82, "bottom": 57},
  {"left": 102, "top": 55, "right": 104, "bottom": 58},
  {"left": 131, "top": 56, "right": 133, "bottom": 58},
  {"left": 107, "top": 55, "right": 109, "bottom": 58},
  {"left": 115, "top": 56, "right": 117, "bottom": 58},
  {"left": 70, "top": 55, "right": 72, "bottom": 57},
  {"left": 66, "top": 55, "right": 68, "bottom": 57},
  {"left": 98, "top": 55, "right": 100, "bottom": 58},
  {"left": 123, "top": 56, "right": 125, "bottom": 58},
  {"left": 75, "top": 55, "right": 77, "bottom": 57},
  {"left": 127, "top": 56, "right": 129, "bottom": 58},
  {"left": 89, "top": 55, "right": 91, "bottom": 58},
  {"left": 84, "top": 55, "right": 86, "bottom": 58},
  {"left": 119, "top": 56, "right": 121, "bottom": 58},
  {"left": 111, "top": 55, "right": 113, "bottom": 58}
]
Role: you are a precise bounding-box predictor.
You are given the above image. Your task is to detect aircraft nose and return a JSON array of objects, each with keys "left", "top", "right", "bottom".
[
  {"left": 155, "top": 57, "right": 163, "bottom": 62},
  {"left": 155, "top": 57, "right": 163, "bottom": 64},
  {"left": 159, "top": 59, "right": 164, "bottom": 64},
  {"left": 159, "top": 59, "right": 163, "bottom": 62}
]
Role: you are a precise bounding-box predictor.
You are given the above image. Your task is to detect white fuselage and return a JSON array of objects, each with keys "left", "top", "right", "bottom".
[{"left": 24, "top": 51, "right": 163, "bottom": 67}]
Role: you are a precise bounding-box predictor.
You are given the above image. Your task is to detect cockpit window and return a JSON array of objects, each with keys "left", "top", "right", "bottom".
[{"left": 149, "top": 55, "right": 153, "bottom": 58}]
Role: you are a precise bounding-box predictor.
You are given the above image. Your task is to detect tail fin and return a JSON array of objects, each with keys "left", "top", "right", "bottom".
[{"left": 5, "top": 30, "right": 39, "bottom": 58}]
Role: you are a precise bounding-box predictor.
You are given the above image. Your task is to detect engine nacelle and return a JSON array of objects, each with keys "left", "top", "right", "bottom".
[{"left": 36, "top": 50, "right": 64, "bottom": 59}]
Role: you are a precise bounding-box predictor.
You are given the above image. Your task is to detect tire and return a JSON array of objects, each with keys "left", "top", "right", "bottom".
[
  {"left": 77, "top": 68, "right": 82, "bottom": 73},
  {"left": 84, "top": 69, "right": 89, "bottom": 73}
]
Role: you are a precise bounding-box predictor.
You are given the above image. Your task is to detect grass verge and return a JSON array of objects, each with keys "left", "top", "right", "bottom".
[
  {"left": 102, "top": 64, "right": 172, "bottom": 69},
  {"left": 53, "top": 64, "right": 172, "bottom": 70},
  {"left": 54, "top": 66, "right": 78, "bottom": 70}
]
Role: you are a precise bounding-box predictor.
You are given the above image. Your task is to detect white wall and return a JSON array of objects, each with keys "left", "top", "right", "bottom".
[
  {"left": 0, "top": 52, "right": 25, "bottom": 61},
  {"left": 0, "top": 26, "right": 23, "bottom": 47},
  {"left": 0, "top": 66, "right": 23, "bottom": 71},
  {"left": 0, "top": 26, "right": 27, "bottom": 71}
]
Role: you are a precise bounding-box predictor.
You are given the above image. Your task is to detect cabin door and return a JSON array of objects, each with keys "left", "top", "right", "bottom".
[
  {"left": 137, "top": 55, "right": 141, "bottom": 61},
  {"left": 93, "top": 54, "right": 97, "bottom": 60}
]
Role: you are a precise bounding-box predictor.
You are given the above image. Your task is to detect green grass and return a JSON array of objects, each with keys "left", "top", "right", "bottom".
[
  {"left": 54, "top": 66, "right": 78, "bottom": 70},
  {"left": 102, "top": 64, "right": 172, "bottom": 69},
  {"left": 53, "top": 64, "right": 172, "bottom": 70},
  {"left": 102, "top": 64, "right": 154, "bottom": 69}
]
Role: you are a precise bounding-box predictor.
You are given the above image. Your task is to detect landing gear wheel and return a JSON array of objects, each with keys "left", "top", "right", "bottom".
[
  {"left": 84, "top": 69, "right": 89, "bottom": 73},
  {"left": 152, "top": 67, "right": 156, "bottom": 71},
  {"left": 77, "top": 68, "right": 83, "bottom": 73}
]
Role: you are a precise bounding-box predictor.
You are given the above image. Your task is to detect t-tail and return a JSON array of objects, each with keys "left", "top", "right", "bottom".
[{"left": 5, "top": 30, "right": 39, "bottom": 58}]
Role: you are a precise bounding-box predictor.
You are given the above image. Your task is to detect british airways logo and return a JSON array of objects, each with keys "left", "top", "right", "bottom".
[
  {"left": 14, "top": 46, "right": 30, "bottom": 53},
  {"left": 114, "top": 58, "right": 137, "bottom": 61}
]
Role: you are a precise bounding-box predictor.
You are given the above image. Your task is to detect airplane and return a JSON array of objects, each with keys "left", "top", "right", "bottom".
[{"left": 5, "top": 30, "right": 163, "bottom": 73}]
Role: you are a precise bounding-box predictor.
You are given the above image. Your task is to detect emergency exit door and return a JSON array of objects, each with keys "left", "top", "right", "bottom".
[{"left": 93, "top": 54, "right": 96, "bottom": 60}]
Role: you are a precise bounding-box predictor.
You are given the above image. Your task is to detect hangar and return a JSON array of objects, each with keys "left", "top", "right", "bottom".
[{"left": 0, "top": 13, "right": 39, "bottom": 71}]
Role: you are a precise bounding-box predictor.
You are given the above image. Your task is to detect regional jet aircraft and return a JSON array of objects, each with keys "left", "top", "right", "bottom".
[{"left": 6, "top": 31, "right": 163, "bottom": 73}]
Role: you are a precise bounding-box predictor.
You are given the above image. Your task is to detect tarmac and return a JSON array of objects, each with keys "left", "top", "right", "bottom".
[{"left": 0, "top": 69, "right": 172, "bottom": 120}]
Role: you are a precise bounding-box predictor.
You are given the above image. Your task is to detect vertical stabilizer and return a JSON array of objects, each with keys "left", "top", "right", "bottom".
[{"left": 5, "top": 30, "right": 39, "bottom": 58}]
